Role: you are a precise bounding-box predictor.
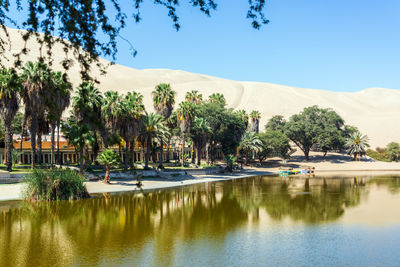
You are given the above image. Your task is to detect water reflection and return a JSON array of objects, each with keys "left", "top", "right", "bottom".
[{"left": 0, "top": 176, "right": 399, "bottom": 266}]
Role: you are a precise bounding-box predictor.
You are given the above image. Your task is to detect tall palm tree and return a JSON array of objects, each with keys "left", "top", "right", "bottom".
[
  {"left": 346, "top": 131, "right": 370, "bottom": 161},
  {"left": 152, "top": 83, "right": 176, "bottom": 167},
  {"left": 239, "top": 131, "right": 263, "bottom": 165},
  {"left": 21, "top": 61, "right": 51, "bottom": 168},
  {"left": 73, "top": 82, "right": 106, "bottom": 149},
  {"left": 46, "top": 71, "right": 72, "bottom": 167},
  {"left": 185, "top": 90, "right": 203, "bottom": 104},
  {"left": 177, "top": 101, "right": 195, "bottom": 167},
  {"left": 119, "top": 91, "right": 144, "bottom": 170},
  {"left": 0, "top": 68, "right": 21, "bottom": 171},
  {"left": 250, "top": 110, "right": 261, "bottom": 133},
  {"left": 62, "top": 116, "right": 95, "bottom": 173},
  {"left": 140, "top": 112, "right": 166, "bottom": 169},
  {"left": 237, "top": 109, "right": 249, "bottom": 130},
  {"left": 102, "top": 91, "right": 122, "bottom": 135},
  {"left": 36, "top": 116, "right": 49, "bottom": 164},
  {"left": 209, "top": 93, "right": 226, "bottom": 106},
  {"left": 190, "top": 117, "right": 211, "bottom": 166}
]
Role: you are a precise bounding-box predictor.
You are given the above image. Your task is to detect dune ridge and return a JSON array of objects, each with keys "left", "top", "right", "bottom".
[{"left": 1, "top": 27, "right": 399, "bottom": 148}]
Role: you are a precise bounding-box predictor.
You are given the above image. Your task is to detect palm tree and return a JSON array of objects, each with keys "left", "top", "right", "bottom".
[
  {"left": 152, "top": 83, "right": 176, "bottom": 167},
  {"left": 102, "top": 91, "right": 122, "bottom": 135},
  {"left": 21, "top": 61, "right": 51, "bottom": 168},
  {"left": 250, "top": 110, "right": 261, "bottom": 133},
  {"left": 190, "top": 117, "right": 211, "bottom": 166},
  {"left": 0, "top": 68, "right": 21, "bottom": 171},
  {"left": 239, "top": 131, "right": 263, "bottom": 165},
  {"left": 46, "top": 71, "right": 72, "bottom": 167},
  {"left": 209, "top": 93, "right": 226, "bottom": 106},
  {"left": 346, "top": 131, "right": 370, "bottom": 161},
  {"left": 98, "top": 149, "right": 120, "bottom": 183},
  {"left": 237, "top": 109, "right": 249, "bottom": 130},
  {"left": 140, "top": 112, "right": 166, "bottom": 169},
  {"left": 36, "top": 116, "right": 49, "bottom": 164},
  {"left": 62, "top": 116, "right": 94, "bottom": 173},
  {"left": 119, "top": 91, "right": 144, "bottom": 171},
  {"left": 185, "top": 90, "right": 203, "bottom": 104},
  {"left": 177, "top": 101, "right": 195, "bottom": 167},
  {"left": 73, "top": 82, "right": 106, "bottom": 150}
]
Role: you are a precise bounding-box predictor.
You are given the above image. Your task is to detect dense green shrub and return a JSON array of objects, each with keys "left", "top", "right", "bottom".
[
  {"left": 23, "top": 169, "right": 89, "bottom": 201},
  {"left": 386, "top": 142, "right": 400, "bottom": 161},
  {"left": 366, "top": 149, "right": 392, "bottom": 162}
]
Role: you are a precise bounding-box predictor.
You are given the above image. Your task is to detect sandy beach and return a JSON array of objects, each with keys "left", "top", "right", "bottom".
[{"left": 1, "top": 151, "right": 400, "bottom": 202}]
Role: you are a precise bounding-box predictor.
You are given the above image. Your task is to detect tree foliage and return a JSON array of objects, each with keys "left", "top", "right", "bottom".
[
  {"left": 0, "top": 1, "right": 269, "bottom": 79},
  {"left": 257, "top": 130, "right": 292, "bottom": 162},
  {"left": 284, "top": 106, "right": 347, "bottom": 160}
]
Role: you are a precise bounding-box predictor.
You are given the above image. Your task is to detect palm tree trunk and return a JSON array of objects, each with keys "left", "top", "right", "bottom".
[
  {"left": 56, "top": 120, "right": 60, "bottom": 165},
  {"left": 206, "top": 143, "right": 209, "bottom": 164},
  {"left": 4, "top": 123, "right": 13, "bottom": 172},
  {"left": 19, "top": 115, "right": 27, "bottom": 164},
  {"left": 100, "top": 128, "right": 109, "bottom": 148},
  {"left": 145, "top": 137, "right": 151, "bottom": 169},
  {"left": 93, "top": 132, "right": 99, "bottom": 164},
  {"left": 181, "top": 134, "right": 185, "bottom": 167},
  {"left": 29, "top": 118, "right": 37, "bottom": 168},
  {"left": 50, "top": 121, "right": 56, "bottom": 168},
  {"left": 37, "top": 132, "right": 42, "bottom": 165},
  {"left": 130, "top": 140, "right": 135, "bottom": 169},
  {"left": 191, "top": 144, "right": 195, "bottom": 164},
  {"left": 79, "top": 146, "right": 84, "bottom": 173},
  {"left": 104, "top": 165, "right": 110, "bottom": 182},
  {"left": 158, "top": 140, "right": 164, "bottom": 168},
  {"left": 197, "top": 146, "right": 202, "bottom": 166},
  {"left": 124, "top": 141, "right": 129, "bottom": 171},
  {"left": 166, "top": 140, "right": 171, "bottom": 162}
]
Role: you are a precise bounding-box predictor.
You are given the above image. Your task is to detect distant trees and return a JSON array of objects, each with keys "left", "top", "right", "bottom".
[
  {"left": 257, "top": 131, "right": 293, "bottom": 162},
  {"left": 283, "top": 106, "right": 348, "bottom": 161},
  {"left": 249, "top": 110, "right": 261, "bottom": 133},
  {"left": 239, "top": 131, "right": 262, "bottom": 165},
  {"left": 386, "top": 142, "right": 400, "bottom": 161}
]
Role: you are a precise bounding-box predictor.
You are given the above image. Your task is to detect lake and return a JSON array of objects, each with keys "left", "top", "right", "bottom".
[{"left": 1, "top": 175, "right": 400, "bottom": 266}]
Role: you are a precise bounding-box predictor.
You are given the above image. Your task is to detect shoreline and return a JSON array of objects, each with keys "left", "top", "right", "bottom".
[{"left": 1, "top": 166, "right": 400, "bottom": 202}]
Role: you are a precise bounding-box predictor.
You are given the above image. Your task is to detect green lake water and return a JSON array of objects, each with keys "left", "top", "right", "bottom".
[{"left": 1, "top": 175, "right": 400, "bottom": 266}]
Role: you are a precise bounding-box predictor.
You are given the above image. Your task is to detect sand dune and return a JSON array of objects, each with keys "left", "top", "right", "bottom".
[{"left": 1, "top": 27, "right": 399, "bottom": 148}]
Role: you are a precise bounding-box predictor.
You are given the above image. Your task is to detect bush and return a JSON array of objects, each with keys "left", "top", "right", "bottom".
[
  {"left": 386, "top": 142, "right": 400, "bottom": 161},
  {"left": 23, "top": 169, "right": 89, "bottom": 201},
  {"left": 366, "top": 149, "right": 392, "bottom": 162}
]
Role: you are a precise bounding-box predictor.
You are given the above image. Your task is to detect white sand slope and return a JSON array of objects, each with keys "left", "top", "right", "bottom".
[{"left": 1, "top": 27, "right": 399, "bottom": 148}]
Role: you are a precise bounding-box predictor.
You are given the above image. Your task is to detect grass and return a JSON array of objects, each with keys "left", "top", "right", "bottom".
[
  {"left": 366, "top": 149, "right": 392, "bottom": 162},
  {"left": 23, "top": 169, "right": 89, "bottom": 201}
]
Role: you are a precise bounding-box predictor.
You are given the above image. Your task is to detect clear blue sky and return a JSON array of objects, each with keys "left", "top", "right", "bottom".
[{"left": 6, "top": 0, "right": 400, "bottom": 92}]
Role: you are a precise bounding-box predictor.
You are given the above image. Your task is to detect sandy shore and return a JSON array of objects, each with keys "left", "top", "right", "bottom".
[{"left": 1, "top": 152, "right": 400, "bottom": 202}]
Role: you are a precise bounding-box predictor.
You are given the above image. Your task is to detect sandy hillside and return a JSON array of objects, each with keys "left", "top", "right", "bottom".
[{"left": 1, "top": 27, "right": 399, "bottom": 148}]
